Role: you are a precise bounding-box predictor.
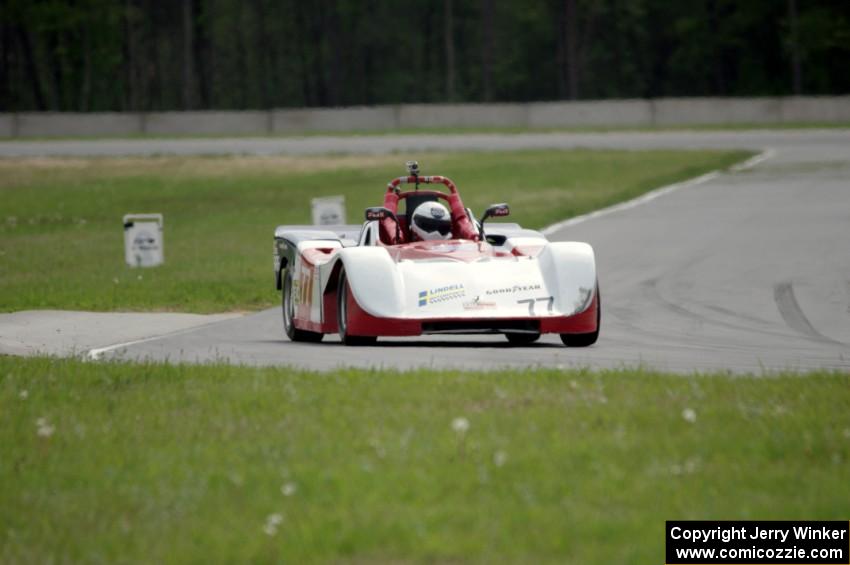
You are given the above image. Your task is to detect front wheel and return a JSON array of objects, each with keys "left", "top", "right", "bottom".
[
  {"left": 282, "top": 270, "right": 323, "bottom": 343},
  {"left": 337, "top": 270, "right": 378, "bottom": 346},
  {"left": 505, "top": 332, "right": 540, "bottom": 345},
  {"left": 560, "top": 285, "right": 600, "bottom": 347}
]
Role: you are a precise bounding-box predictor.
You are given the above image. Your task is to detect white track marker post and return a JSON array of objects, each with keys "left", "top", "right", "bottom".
[
  {"left": 311, "top": 196, "right": 346, "bottom": 226},
  {"left": 123, "top": 213, "right": 164, "bottom": 267}
]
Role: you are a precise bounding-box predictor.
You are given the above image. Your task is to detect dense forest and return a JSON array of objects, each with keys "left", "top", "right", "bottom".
[{"left": 2, "top": 0, "right": 849, "bottom": 112}]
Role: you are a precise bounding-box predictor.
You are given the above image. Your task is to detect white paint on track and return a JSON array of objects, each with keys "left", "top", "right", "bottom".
[
  {"left": 0, "top": 310, "right": 242, "bottom": 359},
  {"left": 730, "top": 148, "right": 776, "bottom": 171},
  {"left": 541, "top": 149, "right": 775, "bottom": 235},
  {"left": 86, "top": 325, "right": 209, "bottom": 360}
]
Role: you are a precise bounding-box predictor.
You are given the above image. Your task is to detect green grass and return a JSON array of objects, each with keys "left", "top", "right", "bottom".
[
  {"left": 0, "top": 149, "right": 749, "bottom": 313},
  {"left": 1, "top": 356, "right": 848, "bottom": 563}
]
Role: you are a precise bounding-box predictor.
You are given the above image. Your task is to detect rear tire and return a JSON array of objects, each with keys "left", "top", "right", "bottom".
[
  {"left": 560, "top": 285, "right": 600, "bottom": 347},
  {"left": 337, "top": 270, "right": 378, "bottom": 346},
  {"left": 282, "top": 270, "right": 323, "bottom": 343},
  {"left": 505, "top": 332, "right": 540, "bottom": 345}
]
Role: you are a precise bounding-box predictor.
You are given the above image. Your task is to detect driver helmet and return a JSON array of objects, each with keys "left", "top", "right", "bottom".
[{"left": 411, "top": 201, "right": 452, "bottom": 241}]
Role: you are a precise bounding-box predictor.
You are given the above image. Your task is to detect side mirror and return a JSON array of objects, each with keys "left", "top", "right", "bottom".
[
  {"left": 482, "top": 203, "right": 510, "bottom": 220},
  {"left": 364, "top": 206, "right": 401, "bottom": 243},
  {"left": 480, "top": 202, "right": 509, "bottom": 228},
  {"left": 365, "top": 207, "right": 396, "bottom": 222},
  {"left": 479, "top": 203, "right": 509, "bottom": 239}
]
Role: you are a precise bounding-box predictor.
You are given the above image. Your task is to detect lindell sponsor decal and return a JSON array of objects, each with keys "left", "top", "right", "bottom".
[{"left": 418, "top": 284, "right": 466, "bottom": 307}]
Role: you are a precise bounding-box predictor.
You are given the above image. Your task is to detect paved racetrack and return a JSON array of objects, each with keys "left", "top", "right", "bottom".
[{"left": 4, "top": 130, "right": 849, "bottom": 373}]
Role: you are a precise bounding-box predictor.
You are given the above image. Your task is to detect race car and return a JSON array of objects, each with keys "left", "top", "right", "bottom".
[{"left": 273, "top": 162, "right": 600, "bottom": 346}]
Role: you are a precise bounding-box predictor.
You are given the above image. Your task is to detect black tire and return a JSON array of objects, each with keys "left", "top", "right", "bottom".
[
  {"left": 282, "top": 270, "right": 323, "bottom": 343},
  {"left": 505, "top": 332, "right": 541, "bottom": 345},
  {"left": 337, "top": 270, "right": 378, "bottom": 346},
  {"left": 560, "top": 285, "right": 601, "bottom": 347}
]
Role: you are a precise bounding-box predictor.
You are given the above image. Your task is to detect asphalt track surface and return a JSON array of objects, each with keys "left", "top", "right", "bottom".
[{"left": 3, "top": 130, "right": 849, "bottom": 373}]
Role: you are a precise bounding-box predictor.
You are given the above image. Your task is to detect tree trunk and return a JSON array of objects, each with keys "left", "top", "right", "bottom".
[
  {"left": 123, "top": 0, "right": 138, "bottom": 111},
  {"left": 182, "top": 0, "right": 195, "bottom": 109},
  {"left": 293, "top": 0, "right": 316, "bottom": 106},
  {"left": 253, "top": 0, "right": 272, "bottom": 108},
  {"left": 556, "top": 5, "right": 566, "bottom": 99},
  {"left": 444, "top": 0, "right": 455, "bottom": 102},
  {"left": 80, "top": 23, "right": 92, "bottom": 111},
  {"left": 0, "top": 23, "right": 8, "bottom": 111},
  {"left": 480, "top": 0, "right": 494, "bottom": 102},
  {"left": 16, "top": 27, "right": 47, "bottom": 110},
  {"left": 47, "top": 30, "right": 63, "bottom": 110},
  {"left": 708, "top": 0, "right": 726, "bottom": 95},
  {"left": 310, "top": 2, "right": 328, "bottom": 107},
  {"left": 235, "top": 0, "right": 247, "bottom": 108},
  {"left": 788, "top": 0, "right": 802, "bottom": 95},
  {"left": 326, "top": 0, "right": 342, "bottom": 107},
  {"left": 564, "top": 0, "right": 579, "bottom": 100},
  {"left": 194, "top": 0, "right": 210, "bottom": 109}
]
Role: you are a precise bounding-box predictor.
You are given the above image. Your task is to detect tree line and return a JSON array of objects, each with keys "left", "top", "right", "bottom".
[{"left": 2, "top": 0, "right": 849, "bottom": 112}]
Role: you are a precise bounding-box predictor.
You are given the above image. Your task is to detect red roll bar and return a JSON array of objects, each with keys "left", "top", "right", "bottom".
[
  {"left": 386, "top": 175, "right": 459, "bottom": 195},
  {"left": 379, "top": 174, "right": 477, "bottom": 243}
]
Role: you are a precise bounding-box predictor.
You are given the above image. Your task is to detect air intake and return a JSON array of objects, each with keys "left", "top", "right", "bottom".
[{"left": 421, "top": 319, "right": 539, "bottom": 334}]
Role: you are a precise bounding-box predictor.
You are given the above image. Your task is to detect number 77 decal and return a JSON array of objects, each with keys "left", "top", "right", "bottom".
[{"left": 517, "top": 296, "right": 554, "bottom": 316}]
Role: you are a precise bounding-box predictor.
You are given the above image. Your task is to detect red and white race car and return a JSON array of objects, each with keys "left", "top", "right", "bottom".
[{"left": 273, "top": 162, "right": 600, "bottom": 346}]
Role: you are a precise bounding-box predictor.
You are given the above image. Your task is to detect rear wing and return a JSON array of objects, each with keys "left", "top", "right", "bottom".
[
  {"left": 273, "top": 224, "right": 363, "bottom": 246},
  {"left": 273, "top": 224, "right": 363, "bottom": 290}
]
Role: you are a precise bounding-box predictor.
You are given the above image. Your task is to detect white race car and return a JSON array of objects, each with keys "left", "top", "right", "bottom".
[{"left": 273, "top": 162, "right": 600, "bottom": 346}]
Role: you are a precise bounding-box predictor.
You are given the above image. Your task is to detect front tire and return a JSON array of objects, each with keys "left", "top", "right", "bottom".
[
  {"left": 505, "top": 332, "right": 540, "bottom": 345},
  {"left": 337, "top": 270, "right": 378, "bottom": 346},
  {"left": 560, "top": 285, "right": 600, "bottom": 347},
  {"left": 282, "top": 270, "right": 323, "bottom": 343}
]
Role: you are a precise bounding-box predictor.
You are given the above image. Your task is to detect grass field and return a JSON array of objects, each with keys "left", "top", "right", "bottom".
[
  {"left": 1, "top": 356, "right": 848, "bottom": 563},
  {"left": 0, "top": 149, "right": 749, "bottom": 313},
  {"left": 2, "top": 147, "right": 846, "bottom": 564}
]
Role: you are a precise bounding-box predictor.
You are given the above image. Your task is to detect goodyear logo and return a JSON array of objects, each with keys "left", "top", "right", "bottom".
[
  {"left": 485, "top": 283, "right": 541, "bottom": 296},
  {"left": 418, "top": 284, "right": 466, "bottom": 307}
]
